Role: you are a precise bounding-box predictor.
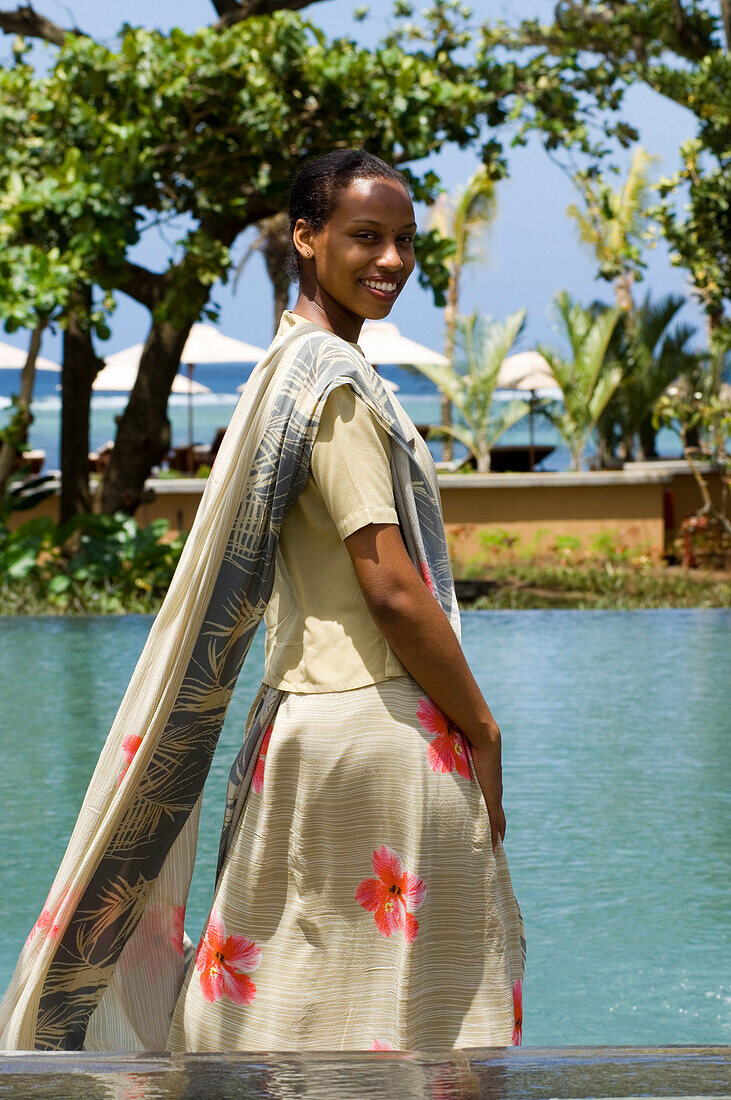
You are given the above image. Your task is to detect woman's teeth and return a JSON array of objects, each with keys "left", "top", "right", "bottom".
[{"left": 362, "top": 279, "right": 398, "bottom": 293}]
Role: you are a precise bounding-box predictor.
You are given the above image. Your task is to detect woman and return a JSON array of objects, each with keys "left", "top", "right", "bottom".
[{"left": 0, "top": 150, "right": 524, "bottom": 1053}]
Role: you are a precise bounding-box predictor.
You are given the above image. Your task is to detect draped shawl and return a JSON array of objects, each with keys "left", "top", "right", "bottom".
[{"left": 0, "top": 317, "right": 459, "bottom": 1051}]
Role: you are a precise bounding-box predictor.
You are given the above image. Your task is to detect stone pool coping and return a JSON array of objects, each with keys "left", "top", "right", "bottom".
[{"left": 0, "top": 1045, "right": 728, "bottom": 1098}]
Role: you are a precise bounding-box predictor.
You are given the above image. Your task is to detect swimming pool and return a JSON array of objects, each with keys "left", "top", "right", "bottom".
[{"left": 0, "top": 610, "right": 728, "bottom": 1047}]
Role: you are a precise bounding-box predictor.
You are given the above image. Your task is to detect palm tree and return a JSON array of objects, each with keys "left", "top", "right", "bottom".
[
  {"left": 567, "top": 146, "right": 657, "bottom": 313},
  {"left": 538, "top": 292, "right": 623, "bottom": 471},
  {"left": 234, "top": 211, "right": 292, "bottom": 336},
  {"left": 598, "top": 293, "right": 700, "bottom": 462},
  {"left": 416, "top": 310, "right": 530, "bottom": 472},
  {"left": 428, "top": 166, "right": 498, "bottom": 460}
]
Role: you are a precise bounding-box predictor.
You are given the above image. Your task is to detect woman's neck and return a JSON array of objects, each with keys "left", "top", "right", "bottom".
[{"left": 291, "top": 290, "right": 363, "bottom": 345}]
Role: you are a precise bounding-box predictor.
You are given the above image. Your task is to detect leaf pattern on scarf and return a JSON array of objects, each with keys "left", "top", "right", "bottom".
[{"left": 4, "top": 322, "right": 462, "bottom": 1052}]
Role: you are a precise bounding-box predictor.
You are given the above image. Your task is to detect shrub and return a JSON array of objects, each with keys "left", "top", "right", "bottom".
[{"left": 0, "top": 513, "right": 186, "bottom": 612}]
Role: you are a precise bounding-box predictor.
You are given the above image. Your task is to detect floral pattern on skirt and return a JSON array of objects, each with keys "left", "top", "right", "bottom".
[{"left": 167, "top": 676, "right": 525, "bottom": 1053}]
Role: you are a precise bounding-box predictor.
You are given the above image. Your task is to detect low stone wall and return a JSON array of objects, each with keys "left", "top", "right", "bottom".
[{"left": 7, "top": 464, "right": 727, "bottom": 555}]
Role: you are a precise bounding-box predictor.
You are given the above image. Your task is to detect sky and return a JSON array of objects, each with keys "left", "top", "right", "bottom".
[{"left": 0, "top": 0, "right": 702, "bottom": 366}]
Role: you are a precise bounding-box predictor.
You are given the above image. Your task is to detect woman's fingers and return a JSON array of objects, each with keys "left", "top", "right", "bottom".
[{"left": 470, "top": 742, "right": 505, "bottom": 853}]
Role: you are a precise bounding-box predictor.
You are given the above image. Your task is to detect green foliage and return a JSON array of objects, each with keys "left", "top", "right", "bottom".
[
  {"left": 413, "top": 228, "right": 456, "bottom": 308},
  {"left": 467, "top": 558, "right": 730, "bottom": 609},
  {"left": 0, "top": 11, "right": 496, "bottom": 328},
  {"left": 0, "top": 513, "right": 185, "bottom": 612},
  {"left": 0, "top": 472, "right": 58, "bottom": 523},
  {"left": 539, "top": 292, "right": 623, "bottom": 470},
  {"left": 597, "top": 292, "right": 701, "bottom": 461},
  {"left": 428, "top": 164, "right": 497, "bottom": 277},
  {"left": 567, "top": 146, "right": 658, "bottom": 293},
  {"left": 417, "top": 310, "right": 531, "bottom": 470},
  {"left": 495, "top": 1, "right": 731, "bottom": 348}
]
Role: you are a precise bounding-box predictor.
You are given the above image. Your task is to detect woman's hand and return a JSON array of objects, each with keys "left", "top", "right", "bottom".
[{"left": 469, "top": 737, "right": 505, "bottom": 854}]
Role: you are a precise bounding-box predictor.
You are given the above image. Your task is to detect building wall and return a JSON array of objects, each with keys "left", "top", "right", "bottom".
[{"left": 6, "top": 466, "right": 727, "bottom": 556}]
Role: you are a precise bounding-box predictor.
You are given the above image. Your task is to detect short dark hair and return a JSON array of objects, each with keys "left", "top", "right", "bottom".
[{"left": 287, "top": 149, "right": 409, "bottom": 279}]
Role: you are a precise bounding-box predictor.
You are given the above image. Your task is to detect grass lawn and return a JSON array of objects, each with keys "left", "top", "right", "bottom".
[{"left": 457, "top": 560, "right": 731, "bottom": 609}]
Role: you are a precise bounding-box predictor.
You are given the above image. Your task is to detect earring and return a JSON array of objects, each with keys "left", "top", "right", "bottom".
[{"left": 304, "top": 248, "right": 313, "bottom": 258}]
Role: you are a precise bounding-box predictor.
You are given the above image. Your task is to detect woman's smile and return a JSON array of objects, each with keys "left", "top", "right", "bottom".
[{"left": 358, "top": 277, "right": 401, "bottom": 301}]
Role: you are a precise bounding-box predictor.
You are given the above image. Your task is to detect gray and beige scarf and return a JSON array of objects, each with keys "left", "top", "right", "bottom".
[{"left": 0, "top": 315, "right": 459, "bottom": 1051}]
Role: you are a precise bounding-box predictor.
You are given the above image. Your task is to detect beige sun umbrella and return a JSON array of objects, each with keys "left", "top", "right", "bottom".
[
  {"left": 100, "top": 325, "right": 266, "bottom": 469},
  {"left": 497, "top": 351, "right": 561, "bottom": 472},
  {"left": 357, "top": 320, "right": 449, "bottom": 369},
  {"left": 0, "top": 340, "right": 61, "bottom": 372},
  {"left": 94, "top": 353, "right": 212, "bottom": 395}
]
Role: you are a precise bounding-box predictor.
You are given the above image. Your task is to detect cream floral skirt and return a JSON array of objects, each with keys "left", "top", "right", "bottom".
[{"left": 167, "top": 676, "right": 525, "bottom": 1052}]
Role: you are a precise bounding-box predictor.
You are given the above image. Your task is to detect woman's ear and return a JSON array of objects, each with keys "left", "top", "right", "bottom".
[{"left": 293, "top": 218, "right": 315, "bottom": 263}]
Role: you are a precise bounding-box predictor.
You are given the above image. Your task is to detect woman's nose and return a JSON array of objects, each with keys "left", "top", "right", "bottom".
[{"left": 378, "top": 239, "right": 404, "bottom": 270}]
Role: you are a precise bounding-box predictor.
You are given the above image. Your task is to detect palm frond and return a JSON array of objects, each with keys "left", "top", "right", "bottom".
[
  {"left": 617, "top": 147, "right": 658, "bottom": 235},
  {"left": 486, "top": 399, "right": 532, "bottom": 445},
  {"left": 577, "top": 306, "right": 621, "bottom": 392}
]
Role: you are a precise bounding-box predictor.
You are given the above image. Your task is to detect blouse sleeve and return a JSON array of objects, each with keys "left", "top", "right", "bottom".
[{"left": 310, "top": 384, "right": 399, "bottom": 541}]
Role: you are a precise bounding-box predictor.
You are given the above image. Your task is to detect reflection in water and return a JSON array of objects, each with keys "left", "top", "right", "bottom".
[
  {"left": 92, "top": 1068, "right": 184, "bottom": 1100},
  {"left": 0, "top": 1048, "right": 726, "bottom": 1099},
  {"left": 215, "top": 1054, "right": 497, "bottom": 1100}
]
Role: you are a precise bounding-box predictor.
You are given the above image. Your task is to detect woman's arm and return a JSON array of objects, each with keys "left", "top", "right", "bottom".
[{"left": 345, "top": 521, "right": 506, "bottom": 852}]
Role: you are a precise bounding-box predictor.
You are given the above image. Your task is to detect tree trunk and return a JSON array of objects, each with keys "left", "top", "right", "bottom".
[
  {"left": 60, "top": 289, "right": 104, "bottom": 523},
  {"left": 620, "top": 431, "right": 635, "bottom": 463},
  {"left": 100, "top": 217, "right": 244, "bottom": 515},
  {"left": 0, "top": 321, "right": 44, "bottom": 499},
  {"left": 271, "top": 276, "right": 290, "bottom": 336},
  {"left": 594, "top": 435, "right": 613, "bottom": 468},
  {"left": 98, "top": 319, "right": 195, "bottom": 515},
  {"left": 441, "top": 275, "right": 459, "bottom": 464},
  {"left": 614, "top": 272, "right": 635, "bottom": 313},
  {"left": 260, "top": 214, "right": 292, "bottom": 336},
  {"left": 637, "top": 418, "right": 658, "bottom": 461},
  {"left": 476, "top": 451, "right": 491, "bottom": 473},
  {"left": 706, "top": 307, "right": 729, "bottom": 461},
  {"left": 719, "top": 0, "right": 730, "bottom": 50}
]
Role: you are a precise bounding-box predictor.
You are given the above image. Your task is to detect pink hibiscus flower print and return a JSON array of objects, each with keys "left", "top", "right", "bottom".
[
  {"left": 26, "top": 885, "right": 75, "bottom": 946},
  {"left": 416, "top": 697, "right": 473, "bottom": 781},
  {"left": 252, "top": 725, "right": 273, "bottom": 794},
  {"left": 171, "top": 904, "right": 186, "bottom": 958},
  {"left": 419, "top": 560, "right": 435, "bottom": 594},
  {"left": 119, "top": 903, "right": 186, "bottom": 977},
  {"left": 117, "top": 733, "right": 143, "bottom": 785},
  {"left": 512, "top": 978, "right": 523, "bottom": 1045},
  {"left": 370, "top": 1039, "right": 395, "bottom": 1050},
  {"left": 355, "top": 845, "right": 426, "bottom": 943},
  {"left": 195, "top": 907, "right": 261, "bottom": 1005}
]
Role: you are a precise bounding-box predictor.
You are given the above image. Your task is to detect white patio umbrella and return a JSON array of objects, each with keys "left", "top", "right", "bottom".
[
  {"left": 99, "top": 325, "right": 266, "bottom": 469},
  {"left": 496, "top": 351, "right": 562, "bottom": 472},
  {"left": 0, "top": 340, "right": 61, "bottom": 372},
  {"left": 357, "top": 320, "right": 449, "bottom": 368},
  {"left": 94, "top": 354, "right": 212, "bottom": 395}
]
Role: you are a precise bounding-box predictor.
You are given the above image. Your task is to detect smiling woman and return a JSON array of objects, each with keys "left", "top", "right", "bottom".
[
  {"left": 169, "top": 151, "right": 525, "bottom": 1052},
  {"left": 289, "top": 151, "right": 417, "bottom": 335},
  {"left": 0, "top": 150, "right": 524, "bottom": 1055}
]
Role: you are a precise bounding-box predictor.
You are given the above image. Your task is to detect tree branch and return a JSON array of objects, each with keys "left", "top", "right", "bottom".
[
  {"left": 209, "top": 0, "right": 240, "bottom": 14},
  {"left": 0, "top": 5, "right": 85, "bottom": 45},
  {"left": 211, "top": 0, "right": 327, "bottom": 31},
  {"left": 113, "top": 262, "right": 168, "bottom": 311},
  {"left": 720, "top": 0, "right": 730, "bottom": 51}
]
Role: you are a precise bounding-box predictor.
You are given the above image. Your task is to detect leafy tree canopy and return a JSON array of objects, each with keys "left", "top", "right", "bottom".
[{"left": 490, "top": 0, "right": 731, "bottom": 347}]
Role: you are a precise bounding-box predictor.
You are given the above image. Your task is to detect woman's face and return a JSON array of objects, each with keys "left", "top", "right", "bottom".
[{"left": 296, "top": 176, "right": 417, "bottom": 326}]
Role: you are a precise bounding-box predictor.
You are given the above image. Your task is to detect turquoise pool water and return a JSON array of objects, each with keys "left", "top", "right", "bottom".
[{"left": 0, "top": 610, "right": 728, "bottom": 1047}]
